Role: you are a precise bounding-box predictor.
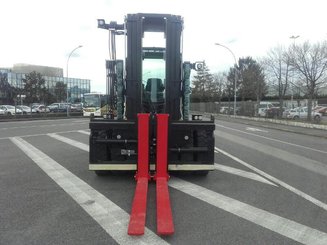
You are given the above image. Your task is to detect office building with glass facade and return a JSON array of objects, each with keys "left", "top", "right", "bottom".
[{"left": 0, "top": 64, "right": 90, "bottom": 105}]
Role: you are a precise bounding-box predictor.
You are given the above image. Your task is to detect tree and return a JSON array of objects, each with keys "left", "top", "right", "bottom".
[
  {"left": 227, "top": 57, "right": 267, "bottom": 115},
  {"left": 290, "top": 41, "right": 327, "bottom": 121},
  {"left": 262, "top": 45, "right": 291, "bottom": 118},
  {"left": 212, "top": 72, "right": 227, "bottom": 104},
  {"left": 22, "top": 71, "right": 48, "bottom": 104},
  {"left": 238, "top": 57, "right": 267, "bottom": 102},
  {"left": 191, "top": 63, "right": 214, "bottom": 102},
  {"left": 54, "top": 81, "right": 67, "bottom": 102}
]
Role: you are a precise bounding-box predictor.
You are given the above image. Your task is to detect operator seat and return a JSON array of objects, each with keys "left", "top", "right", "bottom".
[{"left": 143, "top": 78, "right": 165, "bottom": 113}]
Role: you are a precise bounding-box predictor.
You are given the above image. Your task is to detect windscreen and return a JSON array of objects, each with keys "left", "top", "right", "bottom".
[
  {"left": 83, "top": 94, "right": 100, "bottom": 108},
  {"left": 142, "top": 32, "right": 166, "bottom": 113}
]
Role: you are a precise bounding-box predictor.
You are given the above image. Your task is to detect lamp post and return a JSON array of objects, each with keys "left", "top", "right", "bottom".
[
  {"left": 66, "top": 45, "right": 83, "bottom": 116},
  {"left": 214, "top": 43, "right": 238, "bottom": 116},
  {"left": 289, "top": 35, "right": 299, "bottom": 108}
]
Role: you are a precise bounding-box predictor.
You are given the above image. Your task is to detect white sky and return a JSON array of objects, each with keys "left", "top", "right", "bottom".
[{"left": 1, "top": 0, "right": 326, "bottom": 93}]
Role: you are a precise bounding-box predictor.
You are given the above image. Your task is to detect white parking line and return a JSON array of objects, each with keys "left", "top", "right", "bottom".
[
  {"left": 215, "top": 147, "right": 327, "bottom": 212},
  {"left": 48, "top": 133, "right": 88, "bottom": 151},
  {"left": 78, "top": 130, "right": 90, "bottom": 135},
  {"left": 10, "top": 137, "right": 168, "bottom": 245},
  {"left": 215, "top": 130, "right": 327, "bottom": 177},
  {"left": 215, "top": 163, "right": 277, "bottom": 186},
  {"left": 0, "top": 130, "right": 87, "bottom": 141},
  {"left": 0, "top": 122, "right": 87, "bottom": 131},
  {"left": 169, "top": 177, "right": 327, "bottom": 245},
  {"left": 47, "top": 133, "right": 327, "bottom": 212},
  {"left": 246, "top": 127, "right": 269, "bottom": 132},
  {"left": 216, "top": 123, "right": 327, "bottom": 154}
]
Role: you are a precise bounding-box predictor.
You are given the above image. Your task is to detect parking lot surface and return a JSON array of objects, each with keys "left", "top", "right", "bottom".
[{"left": 1, "top": 118, "right": 327, "bottom": 244}]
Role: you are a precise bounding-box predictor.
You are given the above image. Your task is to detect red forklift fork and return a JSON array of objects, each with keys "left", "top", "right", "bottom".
[
  {"left": 155, "top": 114, "right": 174, "bottom": 235},
  {"left": 128, "top": 114, "right": 150, "bottom": 235},
  {"left": 128, "top": 114, "right": 174, "bottom": 236}
]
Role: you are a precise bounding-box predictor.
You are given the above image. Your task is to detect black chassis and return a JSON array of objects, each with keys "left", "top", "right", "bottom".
[{"left": 89, "top": 115, "right": 215, "bottom": 171}]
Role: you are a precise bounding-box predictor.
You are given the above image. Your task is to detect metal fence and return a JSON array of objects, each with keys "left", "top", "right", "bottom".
[{"left": 190, "top": 101, "right": 257, "bottom": 117}]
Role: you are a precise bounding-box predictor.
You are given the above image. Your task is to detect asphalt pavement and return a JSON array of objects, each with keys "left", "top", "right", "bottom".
[{"left": 0, "top": 118, "right": 326, "bottom": 244}]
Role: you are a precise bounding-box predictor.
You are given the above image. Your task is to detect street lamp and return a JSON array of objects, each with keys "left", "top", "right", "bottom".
[
  {"left": 289, "top": 35, "right": 299, "bottom": 108},
  {"left": 214, "top": 43, "right": 238, "bottom": 116},
  {"left": 66, "top": 45, "right": 83, "bottom": 116}
]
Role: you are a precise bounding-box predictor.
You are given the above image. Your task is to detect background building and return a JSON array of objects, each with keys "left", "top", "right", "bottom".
[{"left": 0, "top": 64, "right": 90, "bottom": 105}]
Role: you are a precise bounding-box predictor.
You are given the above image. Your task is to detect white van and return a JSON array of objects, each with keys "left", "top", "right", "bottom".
[{"left": 258, "top": 102, "right": 274, "bottom": 117}]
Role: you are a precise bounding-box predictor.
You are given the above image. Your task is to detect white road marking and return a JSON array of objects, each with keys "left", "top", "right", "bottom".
[
  {"left": 246, "top": 127, "right": 268, "bottom": 132},
  {"left": 215, "top": 163, "right": 277, "bottom": 186},
  {"left": 216, "top": 123, "right": 327, "bottom": 154},
  {"left": 39, "top": 133, "right": 327, "bottom": 242},
  {"left": 0, "top": 118, "right": 76, "bottom": 125},
  {"left": 215, "top": 147, "right": 327, "bottom": 212},
  {"left": 169, "top": 177, "right": 327, "bottom": 245},
  {"left": 10, "top": 137, "right": 168, "bottom": 245},
  {"left": 48, "top": 133, "right": 89, "bottom": 151},
  {"left": 0, "top": 122, "right": 87, "bottom": 131},
  {"left": 47, "top": 132, "right": 327, "bottom": 211},
  {"left": 215, "top": 130, "right": 327, "bottom": 177},
  {"left": 78, "top": 130, "right": 90, "bottom": 135},
  {"left": 0, "top": 130, "right": 88, "bottom": 141},
  {"left": 46, "top": 133, "right": 272, "bottom": 186}
]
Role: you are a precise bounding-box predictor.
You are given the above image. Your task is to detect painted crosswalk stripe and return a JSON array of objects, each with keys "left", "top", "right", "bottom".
[
  {"left": 215, "top": 163, "right": 277, "bottom": 186},
  {"left": 10, "top": 137, "right": 168, "bottom": 245},
  {"left": 169, "top": 177, "right": 327, "bottom": 245}
]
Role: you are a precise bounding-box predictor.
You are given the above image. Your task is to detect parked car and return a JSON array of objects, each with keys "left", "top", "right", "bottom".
[
  {"left": 32, "top": 104, "right": 49, "bottom": 113},
  {"left": 0, "top": 105, "right": 22, "bottom": 115},
  {"left": 70, "top": 103, "right": 83, "bottom": 112},
  {"left": 0, "top": 108, "right": 5, "bottom": 115},
  {"left": 282, "top": 109, "right": 291, "bottom": 118},
  {"left": 16, "top": 105, "right": 32, "bottom": 115},
  {"left": 313, "top": 106, "right": 327, "bottom": 116},
  {"left": 266, "top": 107, "right": 286, "bottom": 118},
  {"left": 258, "top": 102, "right": 278, "bottom": 117},
  {"left": 286, "top": 107, "right": 322, "bottom": 121},
  {"left": 47, "top": 103, "right": 68, "bottom": 112},
  {"left": 219, "top": 107, "right": 229, "bottom": 114}
]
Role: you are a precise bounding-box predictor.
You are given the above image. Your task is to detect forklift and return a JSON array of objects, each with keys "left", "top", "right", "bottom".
[{"left": 89, "top": 13, "right": 215, "bottom": 236}]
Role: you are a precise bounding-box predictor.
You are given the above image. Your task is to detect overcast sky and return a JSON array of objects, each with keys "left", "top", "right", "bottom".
[{"left": 1, "top": 0, "right": 326, "bottom": 93}]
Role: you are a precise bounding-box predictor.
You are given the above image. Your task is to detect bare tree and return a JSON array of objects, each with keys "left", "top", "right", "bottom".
[
  {"left": 262, "top": 45, "right": 291, "bottom": 118},
  {"left": 290, "top": 41, "right": 327, "bottom": 120}
]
